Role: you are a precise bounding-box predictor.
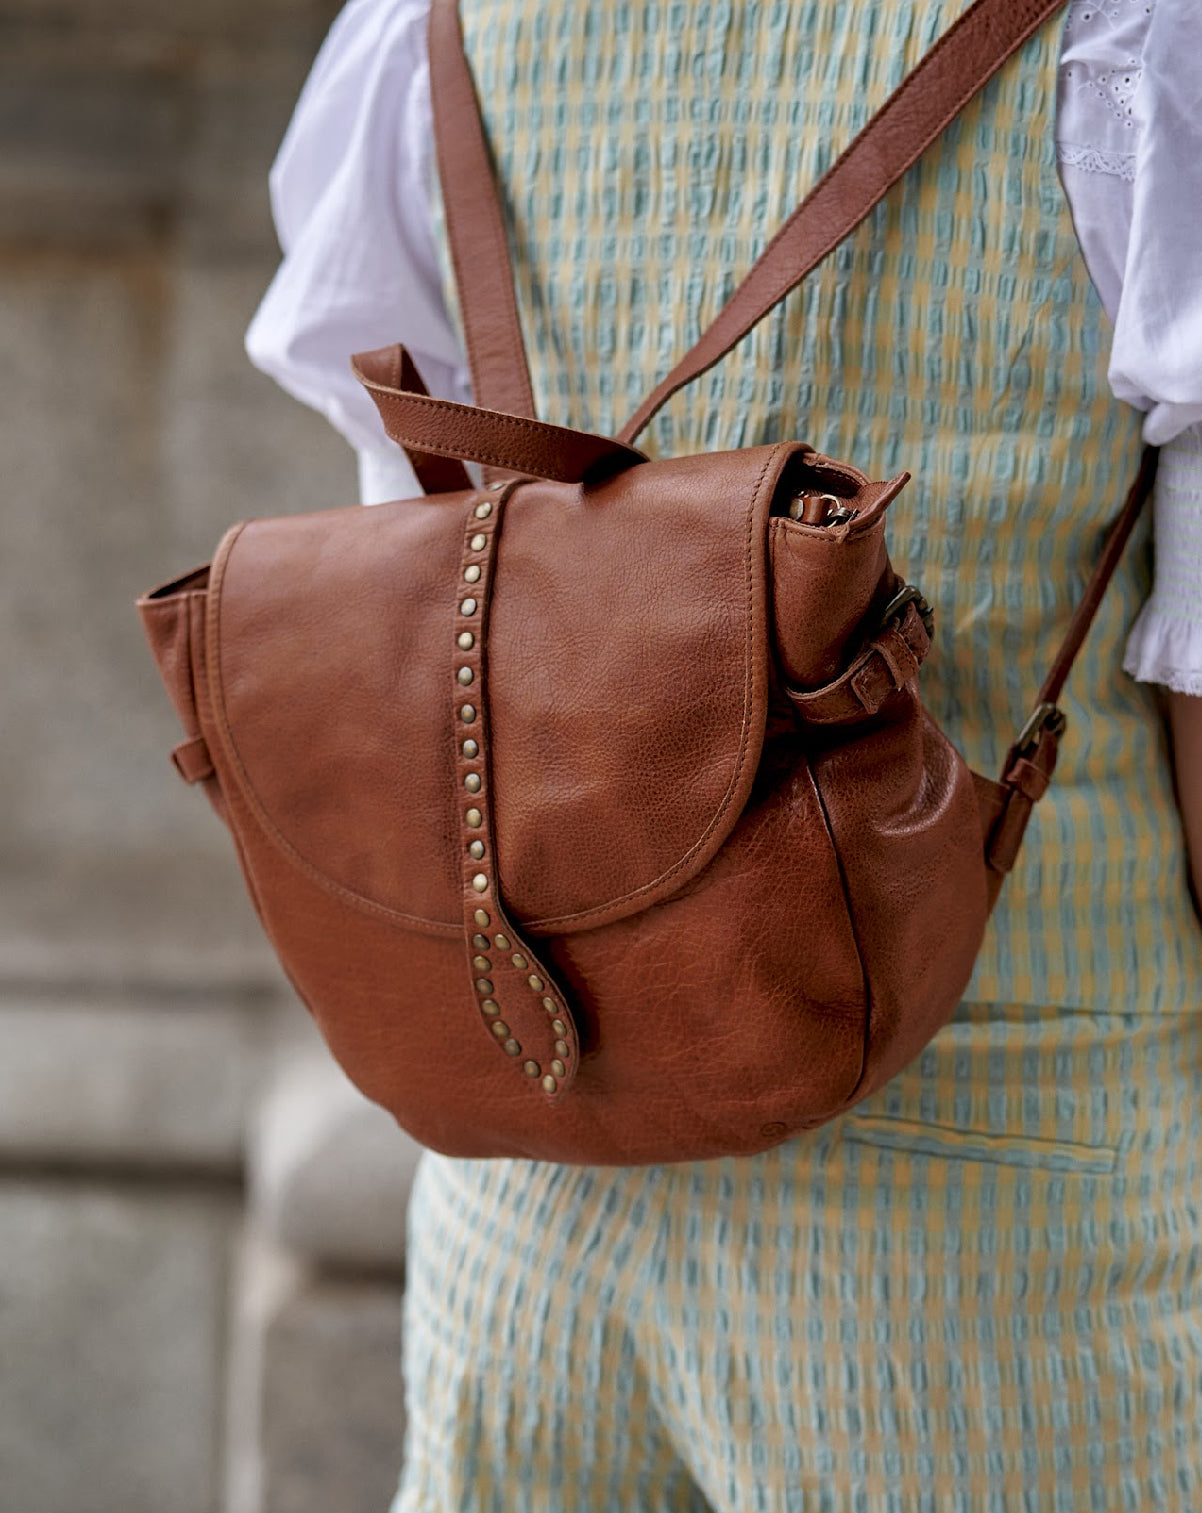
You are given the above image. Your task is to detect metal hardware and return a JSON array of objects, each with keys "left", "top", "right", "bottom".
[
  {"left": 878, "top": 583, "right": 935, "bottom": 639},
  {"left": 785, "top": 490, "right": 861, "bottom": 527},
  {"left": 1014, "top": 700, "right": 1067, "bottom": 756}
]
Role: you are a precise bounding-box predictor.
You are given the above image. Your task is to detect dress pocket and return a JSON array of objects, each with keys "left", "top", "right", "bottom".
[{"left": 838, "top": 1111, "right": 1118, "bottom": 1176}]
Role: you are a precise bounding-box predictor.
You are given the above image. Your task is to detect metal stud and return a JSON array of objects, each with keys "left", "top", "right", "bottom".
[
  {"left": 474, "top": 909, "right": 490, "bottom": 927},
  {"left": 469, "top": 533, "right": 487, "bottom": 552},
  {"left": 469, "top": 840, "right": 485, "bottom": 860},
  {"left": 488, "top": 481, "right": 505, "bottom": 491},
  {"left": 528, "top": 975, "right": 544, "bottom": 992},
  {"left": 523, "top": 1060, "right": 540, "bottom": 1078},
  {"left": 480, "top": 998, "right": 499, "bottom": 1015},
  {"left": 492, "top": 935, "right": 508, "bottom": 951},
  {"left": 472, "top": 874, "right": 489, "bottom": 893},
  {"left": 457, "top": 631, "right": 475, "bottom": 651},
  {"left": 543, "top": 998, "right": 556, "bottom": 1013},
  {"left": 475, "top": 977, "right": 494, "bottom": 994},
  {"left": 490, "top": 1020, "right": 509, "bottom": 1038},
  {"left": 542, "top": 1074, "right": 557, "bottom": 1094},
  {"left": 472, "top": 933, "right": 489, "bottom": 950},
  {"left": 551, "top": 1018, "right": 566, "bottom": 1036},
  {"left": 551, "top": 1059, "right": 566, "bottom": 1078},
  {"left": 476, "top": 498, "right": 495, "bottom": 514},
  {"left": 464, "top": 772, "right": 482, "bottom": 793},
  {"left": 466, "top": 808, "right": 483, "bottom": 828},
  {"left": 457, "top": 666, "right": 474, "bottom": 686},
  {"left": 472, "top": 955, "right": 490, "bottom": 972},
  {"left": 461, "top": 704, "right": 477, "bottom": 723},
  {"left": 511, "top": 953, "right": 527, "bottom": 969},
  {"left": 462, "top": 739, "right": 479, "bottom": 759},
  {"left": 460, "top": 597, "right": 478, "bottom": 616},
  {"left": 463, "top": 564, "right": 482, "bottom": 584},
  {"left": 555, "top": 1040, "right": 569, "bottom": 1058},
  {"left": 503, "top": 1038, "right": 522, "bottom": 1057}
]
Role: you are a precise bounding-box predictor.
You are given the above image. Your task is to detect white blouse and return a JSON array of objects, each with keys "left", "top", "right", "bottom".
[{"left": 246, "top": 0, "right": 1202, "bottom": 693}]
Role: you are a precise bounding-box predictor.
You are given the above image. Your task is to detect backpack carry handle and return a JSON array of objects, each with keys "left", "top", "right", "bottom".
[{"left": 353, "top": 346, "right": 649, "bottom": 486}]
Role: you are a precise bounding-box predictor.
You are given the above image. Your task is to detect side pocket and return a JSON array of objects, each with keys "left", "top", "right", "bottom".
[
  {"left": 839, "top": 1111, "right": 1118, "bottom": 1176},
  {"left": 136, "top": 565, "right": 220, "bottom": 797}
]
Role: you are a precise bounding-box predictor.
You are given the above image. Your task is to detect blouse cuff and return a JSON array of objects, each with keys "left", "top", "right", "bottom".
[
  {"left": 1122, "top": 424, "right": 1202, "bottom": 695},
  {"left": 1123, "top": 606, "right": 1202, "bottom": 697}
]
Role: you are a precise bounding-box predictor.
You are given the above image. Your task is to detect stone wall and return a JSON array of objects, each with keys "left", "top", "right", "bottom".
[{"left": 0, "top": 3, "right": 420, "bottom": 1508}]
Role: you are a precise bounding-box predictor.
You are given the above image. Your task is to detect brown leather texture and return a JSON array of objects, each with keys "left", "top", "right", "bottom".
[
  {"left": 134, "top": 0, "right": 1156, "bottom": 1164},
  {"left": 139, "top": 443, "right": 1000, "bottom": 1161}
]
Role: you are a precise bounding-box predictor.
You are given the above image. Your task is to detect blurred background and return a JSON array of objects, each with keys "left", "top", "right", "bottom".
[{"left": 0, "top": 2, "right": 424, "bottom": 1508}]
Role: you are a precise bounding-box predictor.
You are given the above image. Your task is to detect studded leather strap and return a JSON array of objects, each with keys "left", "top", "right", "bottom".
[{"left": 453, "top": 480, "right": 580, "bottom": 1100}]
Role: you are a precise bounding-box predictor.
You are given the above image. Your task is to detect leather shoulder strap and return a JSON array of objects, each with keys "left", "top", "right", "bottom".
[
  {"left": 617, "top": 0, "right": 1067, "bottom": 443},
  {"left": 428, "top": 0, "right": 539, "bottom": 421},
  {"left": 428, "top": 0, "right": 1068, "bottom": 437}
]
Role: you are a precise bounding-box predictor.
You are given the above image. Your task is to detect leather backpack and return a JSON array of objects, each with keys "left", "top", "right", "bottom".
[{"left": 137, "top": 0, "right": 1155, "bottom": 1164}]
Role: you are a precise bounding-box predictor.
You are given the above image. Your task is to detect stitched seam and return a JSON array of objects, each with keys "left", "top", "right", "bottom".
[
  {"left": 368, "top": 383, "right": 631, "bottom": 445},
  {"left": 527, "top": 445, "right": 782, "bottom": 932},
  {"left": 805, "top": 755, "right": 874, "bottom": 1111},
  {"left": 840, "top": 1113, "right": 1118, "bottom": 1172},
  {"left": 368, "top": 386, "right": 645, "bottom": 478},
  {"left": 207, "top": 522, "right": 461, "bottom": 939}
]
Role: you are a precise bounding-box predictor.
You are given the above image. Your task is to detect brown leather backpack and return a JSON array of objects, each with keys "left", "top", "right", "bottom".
[{"left": 137, "top": 0, "right": 1155, "bottom": 1164}]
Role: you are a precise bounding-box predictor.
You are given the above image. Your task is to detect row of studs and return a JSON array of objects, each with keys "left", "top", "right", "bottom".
[{"left": 455, "top": 484, "right": 570, "bottom": 1097}]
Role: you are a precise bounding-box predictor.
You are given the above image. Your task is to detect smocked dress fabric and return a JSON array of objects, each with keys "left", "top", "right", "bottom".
[{"left": 247, "top": 0, "right": 1202, "bottom": 1507}]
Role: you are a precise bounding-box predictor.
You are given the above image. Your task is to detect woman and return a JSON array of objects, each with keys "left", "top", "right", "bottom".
[{"left": 248, "top": 0, "right": 1202, "bottom": 1506}]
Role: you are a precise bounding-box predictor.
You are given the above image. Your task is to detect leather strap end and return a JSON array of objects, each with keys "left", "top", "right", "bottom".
[
  {"left": 352, "top": 345, "right": 474, "bottom": 495},
  {"left": 789, "top": 600, "right": 931, "bottom": 725},
  {"left": 171, "top": 735, "right": 215, "bottom": 785},
  {"left": 985, "top": 729, "right": 1061, "bottom": 875}
]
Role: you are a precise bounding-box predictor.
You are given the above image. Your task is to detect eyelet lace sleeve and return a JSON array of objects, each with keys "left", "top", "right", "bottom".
[{"left": 1058, "top": 0, "right": 1202, "bottom": 692}]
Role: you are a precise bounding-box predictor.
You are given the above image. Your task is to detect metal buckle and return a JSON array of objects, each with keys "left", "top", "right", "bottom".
[
  {"left": 1014, "top": 700, "right": 1068, "bottom": 757},
  {"left": 878, "top": 583, "right": 935, "bottom": 639}
]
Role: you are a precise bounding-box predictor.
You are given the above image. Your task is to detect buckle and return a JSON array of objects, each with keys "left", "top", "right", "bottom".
[
  {"left": 1014, "top": 700, "right": 1067, "bottom": 757},
  {"left": 878, "top": 583, "right": 935, "bottom": 639}
]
